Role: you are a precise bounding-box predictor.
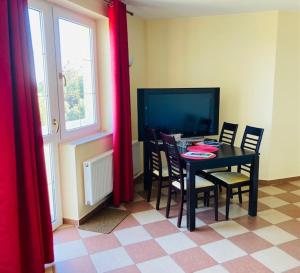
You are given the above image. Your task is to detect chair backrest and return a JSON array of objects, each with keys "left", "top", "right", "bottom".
[
  {"left": 160, "top": 133, "right": 184, "bottom": 187},
  {"left": 219, "top": 122, "right": 238, "bottom": 145},
  {"left": 146, "top": 128, "right": 162, "bottom": 176},
  {"left": 238, "top": 125, "right": 264, "bottom": 174}
]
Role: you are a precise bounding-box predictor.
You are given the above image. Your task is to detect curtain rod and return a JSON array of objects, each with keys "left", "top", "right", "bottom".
[{"left": 104, "top": 0, "right": 134, "bottom": 16}]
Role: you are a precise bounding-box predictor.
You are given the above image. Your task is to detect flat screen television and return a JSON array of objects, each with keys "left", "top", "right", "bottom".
[{"left": 138, "top": 88, "right": 220, "bottom": 141}]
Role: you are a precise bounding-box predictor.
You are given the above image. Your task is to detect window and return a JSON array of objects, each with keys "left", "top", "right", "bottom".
[
  {"left": 54, "top": 9, "right": 99, "bottom": 137},
  {"left": 30, "top": 2, "right": 100, "bottom": 141},
  {"left": 28, "top": 0, "right": 101, "bottom": 228},
  {"left": 58, "top": 19, "right": 97, "bottom": 131}
]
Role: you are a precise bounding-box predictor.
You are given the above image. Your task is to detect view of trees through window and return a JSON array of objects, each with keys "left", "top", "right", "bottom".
[{"left": 63, "top": 62, "right": 86, "bottom": 122}]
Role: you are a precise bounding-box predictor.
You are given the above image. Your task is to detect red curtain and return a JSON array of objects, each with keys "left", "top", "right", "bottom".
[
  {"left": 0, "top": 1, "right": 54, "bottom": 273},
  {"left": 108, "top": 0, "right": 134, "bottom": 206}
]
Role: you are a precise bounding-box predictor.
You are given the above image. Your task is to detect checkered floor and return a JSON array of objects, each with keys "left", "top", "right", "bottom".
[{"left": 47, "top": 179, "right": 300, "bottom": 273}]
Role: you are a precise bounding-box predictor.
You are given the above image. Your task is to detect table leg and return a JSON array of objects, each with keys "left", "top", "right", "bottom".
[
  {"left": 187, "top": 163, "right": 196, "bottom": 231},
  {"left": 249, "top": 154, "right": 259, "bottom": 216}
]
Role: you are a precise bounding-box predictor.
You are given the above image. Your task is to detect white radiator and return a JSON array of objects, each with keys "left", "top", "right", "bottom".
[
  {"left": 83, "top": 150, "right": 113, "bottom": 206},
  {"left": 83, "top": 141, "right": 141, "bottom": 206}
]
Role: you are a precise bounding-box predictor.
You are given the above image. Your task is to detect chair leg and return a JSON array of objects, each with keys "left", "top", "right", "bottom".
[
  {"left": 203, "top": 192, "right": 207, "bottom": 206},
  {"left": 225, "top": 187, "right": 231, "bottom": 220},
  {"left": 207, "top": 191, "right": 210, "bottom": 207},
  {"left": 214, "top": 187, "right": 218, "bottom": 221},
  {"left": 177, "top": 191, "right": 185, "bottom": 228},
  {"left": 238, "top": 186, "right": 243, "bottom": 204},
  {"left": 156, "top": 178, "right": 162, "bottom": 210},
  {"left": 166, "top": 183, "right": 172, "bottom": 218},
  {"left": 147, "top": 177, "right": 153, "bottom": 202}
]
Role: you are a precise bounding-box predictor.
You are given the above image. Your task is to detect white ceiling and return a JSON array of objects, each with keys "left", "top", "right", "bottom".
[{"left": 124, "top": 0, "right": 300, "bottom": 19}]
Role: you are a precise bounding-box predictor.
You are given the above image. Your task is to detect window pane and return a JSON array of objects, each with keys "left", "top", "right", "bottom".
[
  {"left": 58, "top": 18, "right": 96, "bottom": 131},
  {"left": 29, "top": 8, "right": 51, "bottom": 136}
]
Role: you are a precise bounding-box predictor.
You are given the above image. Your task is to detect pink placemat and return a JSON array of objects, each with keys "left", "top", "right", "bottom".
[
  {"left": 187, "top": 145, "right": 219, "bottom": 153},
  {"left": 181, "top": 152, "right": 216, "bottom": 160}
]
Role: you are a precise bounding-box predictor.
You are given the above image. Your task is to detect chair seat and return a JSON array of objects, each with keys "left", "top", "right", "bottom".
[
  {"left": 203, "top": 167, "right": 228, "bottom": 173},
  {"left": 172, "top": 175, "right": 214, "bottom": 190},
  {"left": 153, "top": 167, "right": 169, "bottom": 177},
  {"left": 211, "top": 172, "right": 249, "bottom": 185}
]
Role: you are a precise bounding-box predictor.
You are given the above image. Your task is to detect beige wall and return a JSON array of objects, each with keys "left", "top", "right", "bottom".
[
  {"left": 128, "top": 11, "right": 300, "bottom": 180},
  {"left": 144, "top": 12, "right": 279, "bottom": 179},
  {"left": 268, "top": 12, "right": 300, "bottom": 179},
  {"left": 127, "top": 15, "right": 147, "bottom": 140}
]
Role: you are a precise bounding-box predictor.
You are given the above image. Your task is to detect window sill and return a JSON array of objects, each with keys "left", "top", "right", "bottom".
[{"left": 63, "top": 131, "right": 113, "bottom": 147}]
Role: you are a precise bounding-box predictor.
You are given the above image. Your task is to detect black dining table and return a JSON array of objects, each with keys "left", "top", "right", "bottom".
[
  {"left": 182, "top": 144, "right": 259, "bottom": 231},
  {"left": 143, "top": 142, "right": 260, "bottom": 232}
]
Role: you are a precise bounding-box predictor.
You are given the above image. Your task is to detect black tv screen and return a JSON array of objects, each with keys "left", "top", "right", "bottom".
[{"left": 138, "top": 88, "right": 220, "bottom": 141}]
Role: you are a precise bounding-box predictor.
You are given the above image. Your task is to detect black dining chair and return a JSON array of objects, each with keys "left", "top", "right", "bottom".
[
  {"left": 210, "top": 125, "right": 264, "bottom": 220},
  {"left": 146, "top": 128, "right": 169, "bottom": 210},
  {"left": 202, "top": 122, "right": 238, "bottom": 175},
  {"left": 160, "top": 132, "right": 218, "bottom": 228}
]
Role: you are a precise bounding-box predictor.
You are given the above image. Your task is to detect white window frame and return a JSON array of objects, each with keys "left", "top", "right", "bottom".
[{"left": 53, "top": 6, "right": 101, "bottom": 141}]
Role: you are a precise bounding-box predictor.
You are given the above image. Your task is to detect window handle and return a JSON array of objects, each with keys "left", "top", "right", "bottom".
[
  {"left": 59, "top": 72, "right": 67, "bottom": 87},
  {"left": 52, "top": 118, "right": 60, "bottom": 134}
]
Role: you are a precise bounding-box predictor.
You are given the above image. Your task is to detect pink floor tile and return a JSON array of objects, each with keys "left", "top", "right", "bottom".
[
  {"left": 223, "top": 255, "right": 272, "bottom": 273},
  {"left": 275, "top": 183, "right": 300, "bottom": 192},
  {"left": 54, "top": 226, "right": 81, "bottom": 245},
  {"left": 124, "top": 201, "right": 153, "bottom": 213},
  {"left": 114, "top": 215, "right": 140, "bottom": 231},
  {"left": 54, "top": 256, "right": 97, "bottom": 273},
  {"left": 185, "top": 226, "right": 224, "bottom": 245},
  {"left": 234, "top": 215, "right": 271, "bottom": 231},
  {"left": 125, "top": 239, "right": 166, "bottom": 263},
  {"left": 279, "top": 239, "right": 300, "bottom": 260},
  {"left": 106, "top": 265, "right": 141, "bottom": 273},
  {"left": 276, "top": 204, "right": 300, "bottom": 218},
  {"left": 229, "top": 232, "right": 272, "bottom": 254},
  {"left": 276, "top": 192, "right": 300, "bottom": 203},
  {"left": 83, "top": 234, "right": 121, "bottom": 254},
  {"left": 196, "top": 210, "right": 224, "bottom": 224},
  {"left": 171, "top": 247, "right": 217, "bottom": 272},
  {"left": 277, "top": 220, "right": 300, "bottom": 238},
  {"left": 144, "top": 220, "right": 179, "bottom": 238}
]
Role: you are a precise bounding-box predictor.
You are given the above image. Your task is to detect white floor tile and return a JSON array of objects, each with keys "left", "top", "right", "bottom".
[
  {"left": 259, "top": 186, "right": 286, "bottom": 195},
  {"left": 291, "top": 189, "right": 300, "bottom": 197},
  {"left": 114, "top": 226, "right": 152, "bottom": 246},
  {"left": 209, "top": 220, "right": 248, "bottom": 238},
  {"left": 253, "top": 225, "right": 297, "bottom": 245},
  {"left": 194, "top": 264, "right": 230, "bottom": 273},
  {"left": 137, "top": 256, "right": 184, "bottom": 273},
  {"left": 54, "top": 240, "right": 88, "bottom": 262},
  {"left": 156, "top": 232, "right": 197, "bottom": 254},
  {"left": 258, "top": 209, "right": 292, "bottom": 224},
  {"left": 78, "top": 229, "right": 101, "bottom": 238},
  {"left": 168, "top": 215, "right": 206, "bottom": 231},
  {"left": 91, "top": 247, "right": 134, "bottom": 273},
  {"left": 133, "top": 209, "right": 166, "bottom": 225},
  {"left": 258, "top": 196, "right": 289, "bottom": 208},
  {"left": 252, "top": 247, "right": 299, "bottom": 272},
  {"left": 201, "top": 239, "right": 247, "bottom": 263},
  {"left": 218, "top": 204, "right": 248, "bottom": 219}
]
